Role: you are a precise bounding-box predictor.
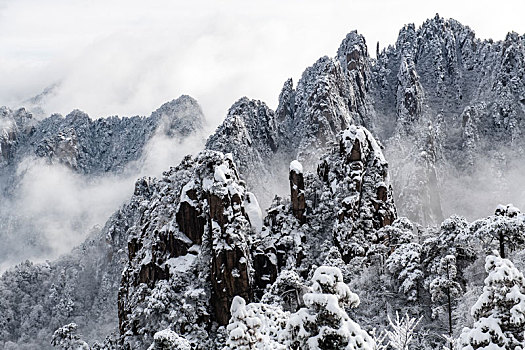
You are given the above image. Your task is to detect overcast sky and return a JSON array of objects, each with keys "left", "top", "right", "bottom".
[{"left": 1, "top": 0, "right": 524, "bottom": 127}]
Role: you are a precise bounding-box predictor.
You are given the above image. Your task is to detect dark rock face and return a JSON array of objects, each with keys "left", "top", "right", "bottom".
[
  {"left": 117, "top": 151, "right": 256, "bottom": 348},
  {"left": 176, "top": 184, "right": 206, "bottom": 245},
  {"left": 206, "top": 159, "right": 253, "bottom": 325},
  {"left": 289, "top": 162, "right": 306, "bottom": 224},
  {"left": 211, "top": 245, "right": 251, "bottom": 325}
]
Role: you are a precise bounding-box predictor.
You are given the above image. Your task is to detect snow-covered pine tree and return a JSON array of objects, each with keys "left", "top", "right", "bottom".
[
  {"left": 428, "top": 255, "right": 462, "bottom": 338},
  {"left": 385, "top": 312, "right": 421, "bottom": 350},
  {"left": 261, "top": 269, "right": 308, "bottom": 313},
  {"left": 286, "top": 266, "right": 375, "bottom": 350},
  {"left": 458, "top": 255, "right": 525, "bottom": 350},
  {"left": 225, "top": 296, "right": 263, "bottom": 349},
  {"left": 147, "top": 329, "right": 191, "bottom": 350},
  {"left": 51, "top": 323, "right": 89, "bottom": 350},
  {"left": 424, "top": 215, "right": 476, "bottom": 270},
  {"left": 470, "top": 204, "right": 525, "bottom": 259},
  {"left": 386, "top": 242, "right": 424, "bottom": 301},
  {"left": 377, "top": 217, "right": 416, "bottom": 249},
  {"left": 224, "top": 296, "right": 288, "bottom": 350}
]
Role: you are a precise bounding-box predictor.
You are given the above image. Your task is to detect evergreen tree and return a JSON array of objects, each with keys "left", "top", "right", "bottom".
[
  {"left": 51, "top": 323, "right": 89, "bottom": 350},
  {"left": 458, "top": 255, "right": 525, "bottom": 350},
  {"left": 225, "top": 296, "right": 263, "bottom": 349},
  {"left": 470, "top": 205, "right": 525, "bottom": 259},
  {"left": 386, "top": 243, "right": 424, "bottom": 301},
  {"left": 225, "top": 296, "right": 288, "bottom": 350},
  {"left": 286, "top": 266, "right": 375, "bottom": 350},
  {"left": 385, "top": 312, "right": 421, "bottom": 350},
  {"left": 147, "top": 329, "right": 191, "bottom": 350},
  {"left": 428, "top": 255, "right": 462, "bottom": 339}
]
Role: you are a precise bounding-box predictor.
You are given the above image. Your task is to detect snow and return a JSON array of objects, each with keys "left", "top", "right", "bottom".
[
  {"left": 165, "top": 251, "right": 197, "bottom": 273},
  {"left": 4, "top": 15, "right": 525, "bottom": 350},
  {"left": 149, "top": 329, "right": 191, "bottom": 350},
  {"left": 179, "top": 180, "right": 196, "bottom": 205},
  {"left": 289, "top": 160, "right": 303, "bottom": 174},
  {"left": 244, "top": 192, "right": 263, "bottom": 233},
  {"left": 214, "top": 163, "right": 230, "bottom": 183},
  {"left": 202, "top": 177, "right": 214, "bottom": 191}
]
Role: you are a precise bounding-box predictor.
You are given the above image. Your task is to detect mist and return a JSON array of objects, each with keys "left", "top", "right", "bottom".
[
  {"left": 439, "top": 154, "right": 525, "bottom": 221},
  {"left": 0, "top": 122, "right": 206, "bottom": 272}
]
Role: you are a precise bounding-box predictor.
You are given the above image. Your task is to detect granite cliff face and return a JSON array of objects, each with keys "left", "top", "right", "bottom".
[
  {"left": 117, "top": 123, "right": 395, "bottom": 348},
  {"left": 372, "top": 15, "right": 525, "bottom": 223},
  {"left": 118, "top": 151, "right": 257, "bottom": 349}
]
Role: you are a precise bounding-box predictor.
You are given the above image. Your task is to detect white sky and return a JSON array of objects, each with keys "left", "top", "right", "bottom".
[{"left": 1, "top": 0, "right": 524, "bottom": 127}]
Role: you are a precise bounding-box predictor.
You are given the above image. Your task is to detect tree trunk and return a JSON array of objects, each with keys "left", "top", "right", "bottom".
[
  {"left": 499, "top": 231, "right": 505, "bottom": 258},
  {"left": 447, "top": 288, "right": 452, "bottom": 336}
]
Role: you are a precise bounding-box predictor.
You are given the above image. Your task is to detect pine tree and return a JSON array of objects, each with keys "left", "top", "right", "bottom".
[
  {"left": 428, "top": 255, "right": 462, "bottom": 340},
  {"left": 286, "top": 266, "right": 375, "bottom": 350},
  {"left": 225, "top": 296, "right": 263, "bottom": 349},
  {"left": 147, "top": 329, "right": 191, "bottom": 350},
  {"left": 458, "top": 255, "right": 525, "bottom": 350},
  {"left": 470, "top": 205, "right": 525, "bottom": 259},
  {"left": 225, "top": 296, "right": 288, "bottom": 350},
  {"left": 386, "top": 243, "right": 424, "bottom": 301},
  {"left": 51, "top": 323, "right": 89, "bottom": 350},
  {"left": 385, "top": 312, "right": 421, "bottom": 350}
]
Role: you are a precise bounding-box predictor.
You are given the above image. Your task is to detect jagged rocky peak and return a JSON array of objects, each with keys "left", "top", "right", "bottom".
[
  {"left": 335, "top": 30, "right": 377, "bottom": 127},
  {"left": 275, "top": 78, "right": 295, "bottom": 123},
  {"left": 151, "top": 94, "right": 206, "bottom": 137},
  {"left": 206, "top": 97, "right": 280, "bottom": 207},
  {"left": 118, "top": 150, "right": 260, "bottom": 348},
  {"left": 207, "top": 97, "right": 278, "bottom": 157},
  {"left": 320, "top": 125, "right": 396, "bottom": 261},
  {"left": 336, "top": 30, "right": 371, "bottom": 92},
  {"left": 395, "top": 23, "right": 418, "bottom": 57},
  {"left": 6, "top": 94, "right": 206, "bottom": 175},
  {"left": 281, "top": 56, "right": 355, "bottom": 163},
  {"left": 65, "top": 109, "right": 90, "bottom": 123},
  {"left": 0, "top": 107, "right": 34, "bottom": 166}
]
